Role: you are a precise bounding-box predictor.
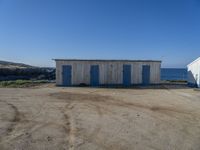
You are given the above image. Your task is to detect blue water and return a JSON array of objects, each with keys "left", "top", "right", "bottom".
[{"left": 161, "top": 68, "right": 187, "bottom": 81}]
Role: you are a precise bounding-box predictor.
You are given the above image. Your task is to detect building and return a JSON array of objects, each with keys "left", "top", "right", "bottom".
[
  {"left": 187, "top": 57, "right": 200, "bottom": 88},
  {"left": 54, "top": 59, "right": 161, "bottom": 86}
]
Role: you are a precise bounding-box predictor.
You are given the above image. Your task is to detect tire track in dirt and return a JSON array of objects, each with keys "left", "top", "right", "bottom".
[
  {"left": 0, "top": 99, "right": 24, "bottom": 142},
  {"left": 80, "top": 103, "right": 103, "bottom": 143},
  {"left": 50, "top": 92, "right": 192, "bottom": 116},
  {"left": 50, "top": 91, "right": 198, "bottom": 149},
  {"left": 60, "top": 101, "right": 105, "bottom": 150},
  {"left": 60, "top": 102, "right": 77, "bottom": 150},
  {"left": 2, "top": 121, "right": 70, "bottom": 143},
  {"left": 1, "top": 94, "right": 78, "bottom": 149}
]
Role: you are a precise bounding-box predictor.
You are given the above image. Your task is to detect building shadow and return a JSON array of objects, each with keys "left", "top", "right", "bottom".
[
  {"left": 96, "top": 84, "right": 190, "bottom": 90},
  {"left": 68, "top": 82, "right": 193, "bottom": 90},
  {"left": 187, "top": 70, "right": 198, "bottom": 88}
]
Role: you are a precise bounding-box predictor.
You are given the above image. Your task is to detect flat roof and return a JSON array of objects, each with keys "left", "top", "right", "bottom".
[{"left": 53, "top": 59, "right": 161, "bottom": 62}]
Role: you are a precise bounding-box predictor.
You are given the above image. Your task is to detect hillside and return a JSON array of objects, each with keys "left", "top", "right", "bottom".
[
  {"left": 0, "top": 60, "right": 55, "bottom": 81},
  {"left": 0, "top": 60, "right": 35, "bottom": 69}
]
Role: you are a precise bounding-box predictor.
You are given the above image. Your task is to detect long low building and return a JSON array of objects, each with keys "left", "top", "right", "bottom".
[{"left": 54, "top": 59, "right": 161, "bottom": 86}]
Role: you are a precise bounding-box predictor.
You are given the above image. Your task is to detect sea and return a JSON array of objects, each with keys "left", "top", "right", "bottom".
[{"left": 161, "top": 68, "right": 187, "bottom": 81}]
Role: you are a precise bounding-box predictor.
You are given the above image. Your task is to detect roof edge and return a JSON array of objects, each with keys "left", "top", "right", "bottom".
[
  {"left": 53, "top": 59, "right": 162, "bottom": 62},
  {"left": 187, "top": 57, "right": 200, "bottom": 67}
]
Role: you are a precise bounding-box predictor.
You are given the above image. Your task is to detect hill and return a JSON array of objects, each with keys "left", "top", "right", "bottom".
[
  {"left": 0, "top": 60, "right": 55, "bottom": 81},
  {"left": 0, "top": 60, "right": 35, "bottom": 69}
]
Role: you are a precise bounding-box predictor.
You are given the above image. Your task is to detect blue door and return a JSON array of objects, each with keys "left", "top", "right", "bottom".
[
  {"left": 123, "top": 65, "right": 131, "bottom": 86},
  {"left": 142, "top": 65, "right": 150, "bottom": 85},
  {"left": 62, "top": 65, "right": 72, "bottom": 86},
  {"left": 90, "top": 65, "right": 99, "bottom": 86}
]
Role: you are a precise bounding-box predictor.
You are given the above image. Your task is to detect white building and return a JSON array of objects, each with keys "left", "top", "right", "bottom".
[
  {"left": 187, "top": 57, "right": 200, "bottom": 88},
  {"left": 54, "top": 59, "right": 161, "bottom": 86}
]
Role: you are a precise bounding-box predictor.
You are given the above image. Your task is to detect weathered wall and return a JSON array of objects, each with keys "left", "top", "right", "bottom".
[
  {"left": 187, "top": 58, "right": 200, "bottom": 87},
  {"left": 55, "top": 60, "right": 161, "bottom": 86}
]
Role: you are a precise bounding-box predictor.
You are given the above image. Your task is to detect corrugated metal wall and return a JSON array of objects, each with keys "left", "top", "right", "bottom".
[{"left": 55, "top": 60, "right": 161, "bottom": 86}]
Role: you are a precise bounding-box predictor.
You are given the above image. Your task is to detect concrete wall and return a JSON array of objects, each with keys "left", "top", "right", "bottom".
[
  {"left": 55, "top": 60, "right": 161, "bottom": 86},
  {"left": 187, "top": 58, "right": 200, "bottom": 88}
]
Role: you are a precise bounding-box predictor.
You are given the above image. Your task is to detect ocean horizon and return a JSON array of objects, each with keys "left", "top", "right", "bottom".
[{"left": 161, "top": 68, "right": 187, "bottom": 81}]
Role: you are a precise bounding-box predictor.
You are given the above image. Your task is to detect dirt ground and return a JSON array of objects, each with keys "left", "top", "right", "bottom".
[{"left": 0, "top": 84, "right": 200, "bottom": 150}]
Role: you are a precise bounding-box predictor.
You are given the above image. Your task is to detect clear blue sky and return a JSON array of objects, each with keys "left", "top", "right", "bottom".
[{"left": 0, "top": 0, "right": 200, "bottom": 68}]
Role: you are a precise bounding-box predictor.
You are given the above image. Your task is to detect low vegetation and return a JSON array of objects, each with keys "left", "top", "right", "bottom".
[{"left": 0, "top": 80, "right": 49, "bottom": 88}]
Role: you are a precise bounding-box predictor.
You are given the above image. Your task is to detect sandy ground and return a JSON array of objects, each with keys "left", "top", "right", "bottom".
[{"left": 0, "top": 84, "right": 200, "bottom": 150}]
